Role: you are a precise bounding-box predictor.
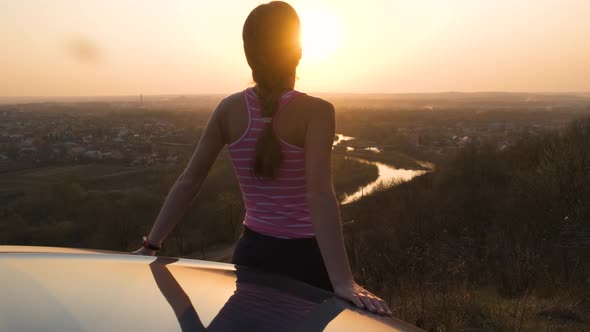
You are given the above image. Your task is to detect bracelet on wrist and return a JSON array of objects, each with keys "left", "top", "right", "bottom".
[{"left": 142, "top": 236, "right": 161, "bottom": 251}]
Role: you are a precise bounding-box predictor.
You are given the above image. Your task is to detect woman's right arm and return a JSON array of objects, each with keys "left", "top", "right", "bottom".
[
  {"left": 304, "top": 100, "right": 392, "bottom": 316},
  {"left": 132, "top": 98, "right": 228, "bottom": 255}
]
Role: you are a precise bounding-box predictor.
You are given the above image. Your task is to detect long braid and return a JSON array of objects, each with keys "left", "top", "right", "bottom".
[{"left": 243, "top": 1, "right": 301, "bottom": 179}]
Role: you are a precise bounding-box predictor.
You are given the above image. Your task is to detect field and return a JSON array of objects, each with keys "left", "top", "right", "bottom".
[{"left": 1, "top": 94, "right": 590, "bottom": 330}]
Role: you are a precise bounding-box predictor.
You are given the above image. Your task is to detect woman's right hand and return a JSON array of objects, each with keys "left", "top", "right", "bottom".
[
  {"left": 131, "top": 246, "right": 158, "bottom": 256},
  {"left": 333, "top": 280, "right": 392, "bottom": 316}
]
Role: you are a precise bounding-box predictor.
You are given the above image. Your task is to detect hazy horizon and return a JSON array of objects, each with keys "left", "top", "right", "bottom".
[
  {"left": 2, "top": 0, "right": 589, "bottom": 97},
  {"left": 2, "top": 90, "right": 590, "bottom": 99},
  {"left": 3, "top": 90, "right": 590, "bottom": 107}
]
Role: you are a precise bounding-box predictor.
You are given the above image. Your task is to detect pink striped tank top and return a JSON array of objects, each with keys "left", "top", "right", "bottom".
[{"left": 228, "top": 88, "right": 314, "bottom": 239}]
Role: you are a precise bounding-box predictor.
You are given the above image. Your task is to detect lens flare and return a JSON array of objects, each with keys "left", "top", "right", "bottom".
[{"left": 299, "top": 7, "right": 344, "bottom": 61}]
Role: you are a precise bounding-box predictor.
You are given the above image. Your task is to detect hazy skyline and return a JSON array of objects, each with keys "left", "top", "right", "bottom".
[{"left": 1, "top": 0, "right": 589, "bottom": 97}]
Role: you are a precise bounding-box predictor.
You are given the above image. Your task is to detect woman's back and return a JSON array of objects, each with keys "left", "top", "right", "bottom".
[
  {"left": 223, "top": 88, "right": 330, "bottom": 239},
  {"left": 135, "top": 1, "right": 392, "bottom": 316},
  {"left": 220, "top": 88, "right": 328, "bottom": 149}
]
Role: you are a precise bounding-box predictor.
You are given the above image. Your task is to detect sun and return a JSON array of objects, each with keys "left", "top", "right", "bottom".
[{"left": 299, "top": 7, "right": 344, "bottom": 61}]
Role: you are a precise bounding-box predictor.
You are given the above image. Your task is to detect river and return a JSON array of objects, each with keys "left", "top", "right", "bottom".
[
  {"left": 334, "top": 134, "right": 430, "bottom": 205},
  {"left": 192, "top": 135, "right": 430, "bottom": 261}
]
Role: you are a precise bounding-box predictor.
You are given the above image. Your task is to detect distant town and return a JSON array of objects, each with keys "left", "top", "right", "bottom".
[
  {"left": 1, "top": 93, "right": 589, "bottom": 172},
  {"left": 0, "top": 101, "right": 208, "bottom": 172}
]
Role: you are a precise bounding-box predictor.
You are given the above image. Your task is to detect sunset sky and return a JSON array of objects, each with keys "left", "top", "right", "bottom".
[{"left": 1, "top": 0, "right": 589, "bottom": 97}]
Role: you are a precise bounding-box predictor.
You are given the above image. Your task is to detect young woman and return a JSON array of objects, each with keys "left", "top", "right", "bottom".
[{"left": 133, "top": 1, "right": 391, "bottom": 316}]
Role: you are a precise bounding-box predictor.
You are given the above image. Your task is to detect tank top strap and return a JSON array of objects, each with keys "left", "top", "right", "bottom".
[
  {"left": 244, "top": 88, "right": 262, "bottom": 119},
  {"left": 244, "top": 87, "right": 303, "bottom": 120},
  {"left": 278, "top": 89, "right": 302, "bottom": 109}
]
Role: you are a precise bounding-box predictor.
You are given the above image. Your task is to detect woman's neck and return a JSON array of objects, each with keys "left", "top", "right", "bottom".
[
  {"left": 255, "top": 73, "right": 297, "bottom": 92},
  {"left": 285, "top": 73, "right": 296, "bottom": 89}
]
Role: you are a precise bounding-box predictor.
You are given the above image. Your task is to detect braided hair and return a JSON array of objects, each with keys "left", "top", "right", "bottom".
[{"left": 242, "top": 1, "right": 302, "bottom": 179}]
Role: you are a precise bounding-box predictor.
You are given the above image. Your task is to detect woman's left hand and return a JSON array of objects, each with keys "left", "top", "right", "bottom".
[
  {"left": 131, "top": 247, "right": 158, "bottom": 256},
  {"left": 333, "top": 280, "right": 392, "bottom": 316}
]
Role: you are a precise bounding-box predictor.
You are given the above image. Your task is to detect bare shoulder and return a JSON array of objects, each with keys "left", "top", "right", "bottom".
[
  {"left": 216, "top": 92, "right": 244, "bottom": 113},
  {"left": 210, "top": 91, "right": 245, "bottom": 124},
  {"left": 223, "top": 91, "right": 244, "bottom": 105},
  {"left": 298, "top": 94, "right": 335, "bottom": 119},
  {"left": 300, "top": 94, "right": 334, "bottom": 110}
]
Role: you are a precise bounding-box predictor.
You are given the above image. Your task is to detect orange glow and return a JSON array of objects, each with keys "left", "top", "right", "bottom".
[
  {"left": 299, "top": 6, "right": 344, "bottom": 61},
  {"left": 0, "top": 0, "right": 589, "bottom": 97}
]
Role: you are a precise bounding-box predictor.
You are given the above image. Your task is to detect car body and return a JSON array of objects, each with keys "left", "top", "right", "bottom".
[{"left": 0, "top": 246, "right": 423, "bottom": 332}]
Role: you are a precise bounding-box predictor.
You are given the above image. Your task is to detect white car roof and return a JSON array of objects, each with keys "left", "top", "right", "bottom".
[{"left": 0, "top": 246, "right": 422, "bottom": 332}]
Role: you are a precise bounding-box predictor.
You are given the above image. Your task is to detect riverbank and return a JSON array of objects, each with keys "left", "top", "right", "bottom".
[
  {"left": 341, "top": 157, "right": 427, "bottom": 205},
  {"left": 332, "top": 134, "right": 433, "bottom": 205},
  {"left": 332, "top": 153, "right": 380, "bottom": 202},
  {"left": 338, "top": 121, "right": 590, "bottom": 331}
]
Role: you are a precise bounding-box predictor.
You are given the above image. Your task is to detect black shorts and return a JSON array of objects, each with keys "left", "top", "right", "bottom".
[{"left": 232, "top": 226, "right": 334, "bottom": 293}]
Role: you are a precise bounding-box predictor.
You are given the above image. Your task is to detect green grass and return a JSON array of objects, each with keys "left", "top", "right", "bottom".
[
  {"left": 386, "top": 287, "right": 589, "bottom": 331},
  {"left": 0, "top": 164, "right": 173, "bottom": 195}
]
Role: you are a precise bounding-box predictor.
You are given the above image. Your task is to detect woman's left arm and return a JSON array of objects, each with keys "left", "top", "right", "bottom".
[{"left": 133, "top": 99, "right": 228, "bottom": 255}]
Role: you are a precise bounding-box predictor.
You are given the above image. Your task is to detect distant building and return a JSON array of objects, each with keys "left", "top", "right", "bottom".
[
  {"left": 0, "top": 136, "right": 16, "bottom": 149},
  {"left": 68, "top": 147, "right": 86, "bottom": 157},
  {"left": 117, "top": 128, "right": 129, "bottom": 137},
  {"left": 83, "top": 150, "right": 102, "bottom": 160}
]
